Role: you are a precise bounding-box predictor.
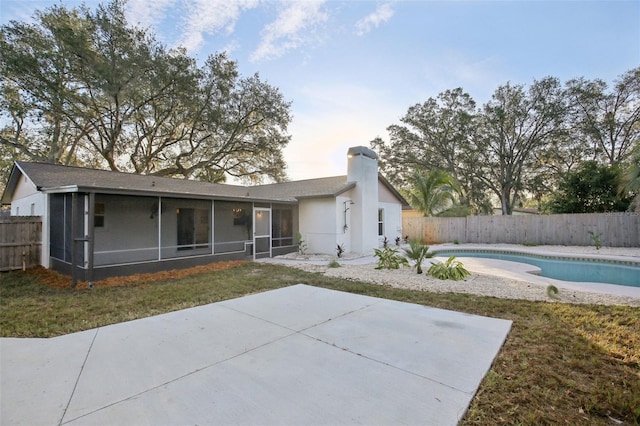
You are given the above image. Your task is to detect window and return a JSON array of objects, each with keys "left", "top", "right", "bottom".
[
  {"left": 94, "top": 203, "right": 105, "bottom": 227},
  {"left": 378, "top": 208, "right": 384, "bottom": 236},
  {"left": 272, "top": 208, "right": 293, "bottom": 247},
  {"left": 177, "top": 208, "right": 210, "bottom": 250}
]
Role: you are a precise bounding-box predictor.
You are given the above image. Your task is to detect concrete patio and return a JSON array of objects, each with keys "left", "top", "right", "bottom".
[{"left": 1, "top": 284, "right": 512, "bottom": 425}]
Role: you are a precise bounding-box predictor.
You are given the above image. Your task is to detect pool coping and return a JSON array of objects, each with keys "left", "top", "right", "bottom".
[{"left": 429, "top": 245, "right": 640, "bottom": 267}]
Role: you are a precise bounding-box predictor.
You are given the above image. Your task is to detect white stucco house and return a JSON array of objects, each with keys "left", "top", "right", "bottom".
[{"left": 1, "top": 146, "right": 407, "bottom": 280}]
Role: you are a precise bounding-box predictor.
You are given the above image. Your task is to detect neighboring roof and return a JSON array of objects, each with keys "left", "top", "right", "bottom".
[{"left": 1, "top": 161, "right": 408, "bottom": 206}]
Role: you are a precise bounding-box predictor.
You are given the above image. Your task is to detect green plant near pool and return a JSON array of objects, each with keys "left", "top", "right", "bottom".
[
  {"left": 428, "top": 256, "right": 471, "bottom": 280},
  {"left": 403, "top": 240, "right": 433, "bottom": 274},
  {"left": 373, "top": 247, "right": 409, "bottom": 270}
]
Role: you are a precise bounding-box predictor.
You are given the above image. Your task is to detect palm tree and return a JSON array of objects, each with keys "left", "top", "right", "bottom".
[
  {"left": 403, "top": 239, "right": 433, "bottom": 274},
  {"left": 406, "top": 170, "right": 461, "bottom": 216}
]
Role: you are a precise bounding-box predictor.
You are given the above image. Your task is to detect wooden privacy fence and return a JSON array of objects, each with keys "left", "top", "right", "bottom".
[
  {"left": 403, "top": 212, "right": 640, "bottom": 247},
  {"left": 0, "top": 216, "right": 42, "bottom": 272}
]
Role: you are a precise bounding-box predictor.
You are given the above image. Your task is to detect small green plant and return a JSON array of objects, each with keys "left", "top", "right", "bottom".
[
  {"left": 296, "top": 232, "right": 308, "bottom": 255},
  {"left": 453, "top": 239, "right": 460, "bottom": 245},
  {"left": 403, "top": 239, "right": 433, "bottom": 274},
  {"left": 522, "top": 241, "right": 538, "bottom": 247},
  {"left": 373, "top": 247, "right": 409, "bottom": 270},
  {"left": 336, "top": 244, "right": 345, "bottom": 258},
  {"left": 328, "top": 260, "right": 341, "bottom": 268},
  {"left": 427, "top": 256, "right": 470, "bottom": 280},
  {"left": 546, "top": 284, "right": 560, "bottom": 300},
  {"left": 588, "top": 230, "right": 602, "bottom": 250}
]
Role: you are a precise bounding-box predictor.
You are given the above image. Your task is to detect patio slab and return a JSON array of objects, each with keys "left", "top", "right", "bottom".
[{"left": 1, "top": 284, "right": 512, "bottom": 425}]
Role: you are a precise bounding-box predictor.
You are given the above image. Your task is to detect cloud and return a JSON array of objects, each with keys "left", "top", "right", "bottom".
[
  {"left": 250, "top": 1, "right": 328, "bottom": 62},
  {"left": 125, "top": 0, "right": 176, "bottom": 30},
  {"left": 178, "top": 0, "right": 259, "bottom": 52},
  {"left": 355, "top": 2, "right": 394, "bottom": 36}
]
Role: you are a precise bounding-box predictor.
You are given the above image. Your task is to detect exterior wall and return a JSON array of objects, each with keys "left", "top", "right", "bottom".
[
  {"left": 378, "top": 201, "right": 403, "bottom": 244},
  {"left": 347, "top": 149, "right": 379, "bottom": 254},
  {"left": 93, "top": 194, "right": 161, "bottom": 265},
  {"left": 10, "top": 175, "right": 44, "bottom": 216},
  {"left": 298, "top": 198, "right": 337, "bottom": 254},
  {"left": 11, "top": 190, "right": 46, "bottom": 216},
  {"left": 377, "top": 181, "right": 403, "bottom": 245},
  {"left": 159, "top": 198, "right": 212, "bottom": 258},
  {"left": 336, "top": 193, "right": 354, "bottom": 253}
]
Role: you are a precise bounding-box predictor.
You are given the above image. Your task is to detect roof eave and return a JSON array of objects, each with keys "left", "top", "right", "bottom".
[{"left": 42, "top": 184, "right": 298, "bottom": 204}]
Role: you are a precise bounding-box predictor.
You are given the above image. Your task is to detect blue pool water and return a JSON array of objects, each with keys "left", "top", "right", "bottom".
[{"left": 433, "top": 250, "right": 640, "bottom": 287}]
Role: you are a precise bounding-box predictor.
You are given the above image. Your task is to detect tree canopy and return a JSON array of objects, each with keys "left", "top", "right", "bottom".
[
  {"left": 373, "top": 67, "right": 640, "bottom": 215},
  {"left": 0, "top": 0, "right": 291, "bottom": 184},
  {"left": 547, "top": 161, "right": 632, "bottom": 213}
]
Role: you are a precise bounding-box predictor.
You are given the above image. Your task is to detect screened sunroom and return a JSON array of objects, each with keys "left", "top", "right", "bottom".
[{"left": 48, "top": 191, "right": 298, "bottom": 281}]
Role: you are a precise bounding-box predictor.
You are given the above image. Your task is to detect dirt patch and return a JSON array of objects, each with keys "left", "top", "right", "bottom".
[{"left": 26, "top": 261, "right": 249, "bottom": 290}]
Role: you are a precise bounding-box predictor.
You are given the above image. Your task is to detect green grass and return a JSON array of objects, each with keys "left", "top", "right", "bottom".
[{"left": 1, "top": 263, "right": 639, "bottom": 425}]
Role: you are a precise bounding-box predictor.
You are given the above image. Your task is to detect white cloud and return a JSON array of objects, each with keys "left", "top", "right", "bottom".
[
  {"left": 250, "top": 1, "right": 328, "bottom": 62},
  {"left": 355, "top": 2, "right": 394, "bottom": 36},
  {"left": 125, "top": 0, "right": 176, "bottom": 30},
  {"left": 178, "top": 0, "right": 259, "bottom": 52}
]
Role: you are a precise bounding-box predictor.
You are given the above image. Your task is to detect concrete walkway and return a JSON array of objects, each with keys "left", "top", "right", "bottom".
[{"left": 1, "top": 284, "right": 512, "bottom": 425}]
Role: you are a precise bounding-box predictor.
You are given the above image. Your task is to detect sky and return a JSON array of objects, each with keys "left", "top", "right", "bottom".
[{"left": 1, "top": 0, "right": 639, "bottom": 181}]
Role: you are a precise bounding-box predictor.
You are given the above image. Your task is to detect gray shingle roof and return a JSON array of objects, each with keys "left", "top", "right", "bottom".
[{"left": 2, "top": 161, "right": 355, "bottom": 204}]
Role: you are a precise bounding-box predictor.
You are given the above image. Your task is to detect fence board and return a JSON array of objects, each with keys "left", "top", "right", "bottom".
[
  {"left": 0, "top": 217, "right": 42, "bottom": 271},
  {"left": 403, "top": 213, "right": 640, "bottom": 247}
]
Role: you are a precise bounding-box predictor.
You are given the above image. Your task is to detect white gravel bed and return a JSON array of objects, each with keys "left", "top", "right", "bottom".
[
  {"left": 320, "top": 264, "right": 640, "bottom": 307},
  {"left": 279, "top": 244, "right": 640, "bottom": 307}
]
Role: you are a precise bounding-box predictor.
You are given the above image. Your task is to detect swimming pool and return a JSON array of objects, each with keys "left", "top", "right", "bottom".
[{"left": 432, "top": 249, "right": 640, "bottom": 287}]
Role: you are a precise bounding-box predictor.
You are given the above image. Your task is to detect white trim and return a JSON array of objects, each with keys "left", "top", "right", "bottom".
[
  {"left": 157, "top": 196, "right": 162, "bottom": 261},
  {"left": 41, "top": 194, "right": 50, "bottom": 268},
  {"left": 41, "top": 185, "right": 79, "bottom": 194}
]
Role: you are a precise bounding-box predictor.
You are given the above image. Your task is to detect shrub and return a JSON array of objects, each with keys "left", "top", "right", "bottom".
[
  {"left": 373, "top": 247, "right": 408, "bottom": 270},
  {"left": 296, "top": 232, "right": 308, "bottom": 255},
  {"left": 403, "top": 240, "right": 433, "bottom": 274},
  {"left": 427, "top": 256, "right": 470, "bottom": 280},
  {"left": 328, "top": 260, "right": 341, "bottom": 268},
  {"left": 588, "top": 230, "right": 602, "bottom": 250}
]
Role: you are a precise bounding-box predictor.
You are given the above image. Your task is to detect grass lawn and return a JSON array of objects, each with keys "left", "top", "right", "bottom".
[{"left": 1, "top": 262, "right": 639, "bottom": 425}]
